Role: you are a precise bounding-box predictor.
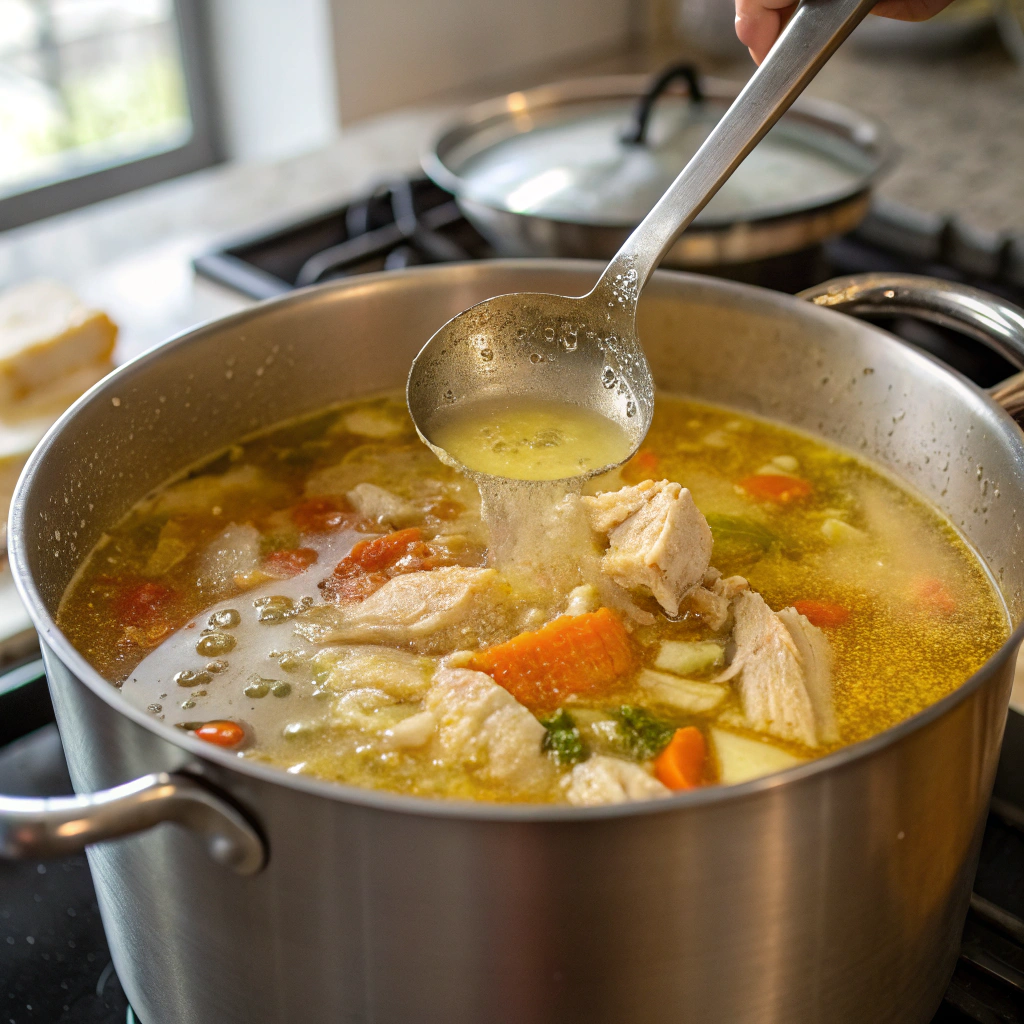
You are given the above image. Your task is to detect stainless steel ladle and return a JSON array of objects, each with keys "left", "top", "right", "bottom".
[{"left": 408, "top": 0, "right": 879, "bottom": 477}]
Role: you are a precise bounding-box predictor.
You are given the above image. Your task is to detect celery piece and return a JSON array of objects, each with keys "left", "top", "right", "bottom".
[
  {"left": 654, "top": 640, "right": 725, "bottom": 677},
  {"left": 638, "top": 669, "right": 727, "bottom": 713}
]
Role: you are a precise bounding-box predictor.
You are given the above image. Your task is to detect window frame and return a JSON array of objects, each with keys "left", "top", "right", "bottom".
[{"left": 0, "top": 0, "right": 221, "bottom": 232}]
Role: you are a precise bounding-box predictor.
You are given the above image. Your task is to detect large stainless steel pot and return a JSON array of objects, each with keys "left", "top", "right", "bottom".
[{"left": 4, "top": 262, "right": 1024, "bottom": 1024}]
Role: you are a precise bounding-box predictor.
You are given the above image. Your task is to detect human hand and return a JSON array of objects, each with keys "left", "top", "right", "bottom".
[{"left": 734, "top": 0, "right": 958, "bottom": 64}]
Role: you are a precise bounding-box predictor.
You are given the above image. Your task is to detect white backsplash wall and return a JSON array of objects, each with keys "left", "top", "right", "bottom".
[{"left": 329, "top": 0, "right": 636, "bottom": 121}]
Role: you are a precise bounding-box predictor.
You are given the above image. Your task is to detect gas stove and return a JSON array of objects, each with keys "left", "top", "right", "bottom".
[{"left": 3, "top": 176, "right": 1024, "bottom": 1023}]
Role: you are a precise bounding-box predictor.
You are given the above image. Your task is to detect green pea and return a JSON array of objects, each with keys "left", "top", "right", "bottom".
[
  {"left": 196, "top": 632, "right": 236, "bottom": 656},
  {"left": 271, "top": 681, "right": 292, "bottom": 698},
  {"left": 244, "top": 678, "right": 271, "bottom": 698},
  {"left": 175, "top": 669, "right": 212, "bottom": 688},
  {"left": 208, "top": 608, "right": 241, "bottom": 629},
  {"left": 278, "top": 651, "right": 305, "bottom": 673}
]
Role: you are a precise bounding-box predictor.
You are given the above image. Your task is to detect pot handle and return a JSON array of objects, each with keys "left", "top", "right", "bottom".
[
  {"left": 0, "top": 771, "right": 266, "bottom": 875},
  {"left": 798, "top": 273, "right": 1024, "bottom": 421}
]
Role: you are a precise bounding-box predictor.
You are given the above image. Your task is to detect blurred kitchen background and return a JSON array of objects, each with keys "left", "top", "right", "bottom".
[{"left": 0, "top": 0, "right": 1020, "bottom": 356}]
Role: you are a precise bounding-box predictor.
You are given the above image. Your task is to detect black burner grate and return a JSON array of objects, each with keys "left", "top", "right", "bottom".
[{"left": 194, "top": 178, "right": 491, "bottom": 299}]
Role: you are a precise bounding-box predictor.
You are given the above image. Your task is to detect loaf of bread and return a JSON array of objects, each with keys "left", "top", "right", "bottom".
[
  {"left": 0, "top": 279, "right": 116, "bottom": 412},
  {"left": 0, "top": 280, "right": 118, "bottom": 534}
]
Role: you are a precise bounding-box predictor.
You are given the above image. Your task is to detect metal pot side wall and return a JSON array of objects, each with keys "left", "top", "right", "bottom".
[
  {"left": 16, "top": 263, "right": 1024, "bottom": 1023},
  {"left": 45, "top": 634, "right": 1014, "bottom": 1024}
]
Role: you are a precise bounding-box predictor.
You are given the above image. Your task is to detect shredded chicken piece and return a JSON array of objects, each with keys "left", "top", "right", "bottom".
[
  {"left": 380, "top": 710, "right": 437, "bottom": 749},
  {"left": 582, "top": 480, "right": 713, "bottom": 616},
  {"left": 564, "top": 584, "right": 600, "bottom": 616},
  {"left": 424, "top": 668, "right": 554, "bottom": 794},
  {"left": 312, "top": 645, "right": 434, "bottom": 700},
  {"left": 777, "top": 606, "right": 837, "bottom": 743},
  {"left": 346, "top": 483, "right": 419, "bottom": 527},
  {"left": 563, "top": 755, "right": 670, "bottom": 806},
  {"left": 685, "top": 569, "right": 750, "bottom": 630},
  {"left": 718, "top": 590, "right": 836, "bottom": 747},
  {"left": 296, "top": 566, "right": 512, "bottom": 653}
]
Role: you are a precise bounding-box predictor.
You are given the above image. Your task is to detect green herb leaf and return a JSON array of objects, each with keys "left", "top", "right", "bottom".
[
  {"left": 705, "top": 513, "right": 777, "bottom": 551},
  {"left": 540, "top": 709, "right": 586, "bottom": 765},
  {"left": 616, "top": 705, "right": 675, "bottom": 760},
  {"left": 260, "top": 528, "right": 301, "bottom": 556}
]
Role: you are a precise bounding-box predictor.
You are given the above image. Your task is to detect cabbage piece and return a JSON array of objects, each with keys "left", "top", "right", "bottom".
[
  {"left": 710, "top": 727, "right": 805, "bottom": 784},
  {"left": 637, "top": 669, "right": 727, "bottom": 713},
  {"left": 654, "top": 640, "right": 725, "bottom": 676}
]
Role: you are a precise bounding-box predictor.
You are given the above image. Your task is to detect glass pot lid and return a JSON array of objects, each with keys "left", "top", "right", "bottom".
[{"left": 428, "top": 64, "right": 893, "bottom": 230}]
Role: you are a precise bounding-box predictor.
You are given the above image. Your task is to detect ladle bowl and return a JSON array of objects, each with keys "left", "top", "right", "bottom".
[
  {"left": 407, "top": 0, "right": 880, "bottom": 474},
  {"left": 406, "top": 277, "right": 653, "bottom": 482}
]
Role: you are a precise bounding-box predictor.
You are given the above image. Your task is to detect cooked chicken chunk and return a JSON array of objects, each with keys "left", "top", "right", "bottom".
[
  {"left": 346, "top": 483, "right": 418, "bottom": 527},
  {"left": 197, "top": 523, "right": 260, "bottom": 591},
  {"left": 311, "top": 645, "right": 434, "bottom": 700},
  {"left": 685, "top": 568, "right": 750, "bottom": 630},
  {"left": 718, "top": 590, "right": 837, "bottom": 747},
  {"left": 564, "top": 755, "right": 670, "bottom": 806},
  {"left": 296, "top": 566, "right": 512, "bottom": 653},
  {"left": 424, "top": 668, "right": 554, "bottom": 794},
  {"left": 380, "top": 710, "right": 437, "bottom": 750},
  {"left": 582, "top": 480, "right": 713, "bottom": 616}
]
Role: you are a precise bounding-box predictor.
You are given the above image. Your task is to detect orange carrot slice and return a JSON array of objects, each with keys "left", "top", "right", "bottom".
[
  {"left": 738, "top": 474, "right": 812, "bottom": 503},
  {"left": 263, "top": 547, "right": 319, "bottom": 577},
  {"left": 622, "top": 448, "right": 659, "bottom": 483},
  {"left": 194, "top": 720, "right": 246, "bottom": 748},
  {"left": 913, "top": 577, "right": 956, "bottom": 614},
  {"left": 654, "top": 726, "right": 706, "bottom": 790},
  {"left": 792, "top": 599, "right": 850, "bottom": 627},
  {"left": 469, "top": 608, "right": 635, "bottom": 712}
]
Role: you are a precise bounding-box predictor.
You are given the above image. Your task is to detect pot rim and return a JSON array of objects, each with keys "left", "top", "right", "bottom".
[
  {"left": 10, "top": 259, "right": 1024, "bottom": 823},
  {"left": 423, "top": 73, "right": 898, "bottom": 232}
]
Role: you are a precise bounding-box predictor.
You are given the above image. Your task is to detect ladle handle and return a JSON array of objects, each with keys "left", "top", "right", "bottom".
[{"left": 597, "top": 0, "right": 878, "bottom": 301}]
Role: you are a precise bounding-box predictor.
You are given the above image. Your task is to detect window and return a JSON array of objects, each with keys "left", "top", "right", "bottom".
[{"left": 0, "top": 0, "right": 218, "bottom": 230}]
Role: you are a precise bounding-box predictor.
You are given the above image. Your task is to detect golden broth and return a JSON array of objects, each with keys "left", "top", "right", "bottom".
[
  {"left": 56, "top": 392, "right": 1009, "bottom": 802},
  {"left": 428, "top": 396, "right": 631, "bottom": 479}
]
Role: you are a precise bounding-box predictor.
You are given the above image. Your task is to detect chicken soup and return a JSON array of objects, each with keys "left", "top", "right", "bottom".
[{"left": 57, "top": 392, "right": 1009, "bottom": 805}]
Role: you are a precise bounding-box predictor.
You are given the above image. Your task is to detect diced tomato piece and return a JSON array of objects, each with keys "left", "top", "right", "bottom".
[
  {"left": 622, "top": 448, "right": 659, "bottom": 483},
  {"left": 194, "top": 720, "right": 246, "bottom": 748},
  {"left": 263, "top": 547, "right": 319, "bottom": 577},
  {"left": 319, "top": 527, "right": 478, "bottom": 603},
  {"left": 469, "top": 608, "right": 635, "bottom": 712},
  {"left": 290, "top": 497, "right": 360, "bottom": 533},
  {"left": 914, "top": 577, "right": 956, "bottom": 614},
  {"left": 654, "top": 726, "right": 707, "bottom": 791},
  {"left": 115, "top": 581, "right": 176, "bottom": 626},
  {"left": 792, "top": 599, "right": 850, "bottom": 627},
  {"left": 347, "top": 528, "right": 424, "bottom": 571},
  {"left": 738, "top": 474, "right": 812, "bottom": 503}
]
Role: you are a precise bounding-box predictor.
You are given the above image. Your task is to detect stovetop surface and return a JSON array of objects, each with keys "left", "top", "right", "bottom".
[{"left": 5, "top": 176, "right": 1024, "bottom": 1023}]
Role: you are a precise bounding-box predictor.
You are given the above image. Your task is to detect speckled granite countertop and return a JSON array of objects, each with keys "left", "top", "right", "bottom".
[{"left": 782, "top": 41, "right": 1023, "bottom": 238}]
